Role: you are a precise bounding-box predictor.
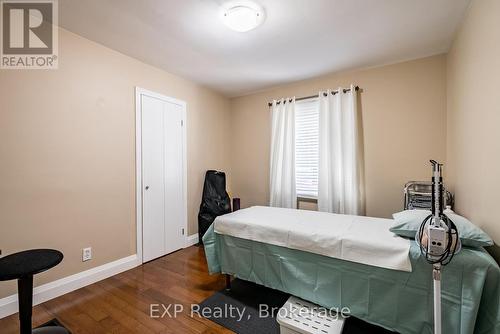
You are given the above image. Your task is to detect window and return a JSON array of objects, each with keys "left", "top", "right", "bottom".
[{"left": 295, "top": 100, "right": 319, "bottom": 198}]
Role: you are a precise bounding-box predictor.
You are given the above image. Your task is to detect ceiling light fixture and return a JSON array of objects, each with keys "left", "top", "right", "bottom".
[{"left": 220, "top": 0, "right": 265, "bottom": 33}]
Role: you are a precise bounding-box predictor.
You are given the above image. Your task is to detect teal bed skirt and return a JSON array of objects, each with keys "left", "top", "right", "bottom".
[{"left": 203, "top": 224, "right": 500, "bottom": 334}]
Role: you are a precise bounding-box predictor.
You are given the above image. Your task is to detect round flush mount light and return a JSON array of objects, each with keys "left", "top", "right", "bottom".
[{"left": 220, "top": 0, "right": 265, "bottom": 32}]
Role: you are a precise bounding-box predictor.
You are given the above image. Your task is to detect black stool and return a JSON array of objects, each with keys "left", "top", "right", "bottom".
[{"left": 0, "top": 249, "right": 70, "bottom": 334}]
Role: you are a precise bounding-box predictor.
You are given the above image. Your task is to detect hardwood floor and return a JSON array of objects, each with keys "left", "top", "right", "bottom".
[{"left": 0, "top": 246, "right": 235, "bottom": 334}]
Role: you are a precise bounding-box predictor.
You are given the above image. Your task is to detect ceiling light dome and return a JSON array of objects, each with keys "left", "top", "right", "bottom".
[{"left": 220, "top": 0, "right": 265, "bottom": 32}]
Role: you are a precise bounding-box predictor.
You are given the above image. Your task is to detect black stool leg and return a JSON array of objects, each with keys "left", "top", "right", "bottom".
[
  {"left": 18, "top": 275, "right": 33, "bottom": 334},
  {"left": 225, "top": 274, "right": 231, "bottom": 291}
]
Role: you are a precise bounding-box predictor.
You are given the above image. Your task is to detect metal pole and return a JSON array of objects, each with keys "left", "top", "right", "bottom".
[
  {"left": 433, "top": 264, "right": 442, "bottom": 334},
  {"left": 431, "top": 160, "right": 442, "bottom": 223},
  {"left": 267, "top": 86, "right": 360, "bottom": 106},
  {"left": 18, "top": 275, "right": 33, "bottom": 334}
]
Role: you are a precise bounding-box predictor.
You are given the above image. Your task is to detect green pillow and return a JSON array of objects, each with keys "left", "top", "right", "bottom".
[{"left": 390, "top": 209, "right": 493, "bottom": 248}]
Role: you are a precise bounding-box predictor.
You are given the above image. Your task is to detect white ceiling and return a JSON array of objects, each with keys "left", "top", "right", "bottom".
[{"left": 59, "top": 0, "right": 471, "bottom": 97}]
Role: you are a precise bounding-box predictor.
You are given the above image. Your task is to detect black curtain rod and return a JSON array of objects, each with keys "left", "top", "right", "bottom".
[{"left": 268, "top": 86, "right": 360, "bottom": 107}]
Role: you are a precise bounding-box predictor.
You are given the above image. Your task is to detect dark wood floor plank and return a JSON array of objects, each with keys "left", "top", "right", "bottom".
[
  {"left": 95, "top": 278, "right": 167, "bottom": 333},
  {"left": 0, "top": 246, "right": 232, "bottom": 334}
]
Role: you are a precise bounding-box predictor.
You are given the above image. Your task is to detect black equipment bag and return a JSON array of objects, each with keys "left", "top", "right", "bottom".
[{"left": 198, "top": 170, "right": 231, "bottom": 244}]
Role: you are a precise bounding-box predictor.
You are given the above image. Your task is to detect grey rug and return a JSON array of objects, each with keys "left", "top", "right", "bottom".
[
  {"left": 198, "top": 279, "right": 287, "bottom": 334},
  {"left": 198, "top": 278, "right": 396, "bottom": 334}
]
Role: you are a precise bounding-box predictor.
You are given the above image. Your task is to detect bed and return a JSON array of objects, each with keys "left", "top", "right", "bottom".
[{"left": 203, "top": 206, "right": 500, "bottom": 334}]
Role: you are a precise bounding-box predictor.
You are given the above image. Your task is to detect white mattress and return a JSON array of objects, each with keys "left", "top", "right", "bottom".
[{"left": 214, "top": 206, "right": 412, "bottom": 272}]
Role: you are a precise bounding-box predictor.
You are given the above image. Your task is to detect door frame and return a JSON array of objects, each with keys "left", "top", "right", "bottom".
[{"left": 135, "top": 87, "right": 188, "bottom": 264}]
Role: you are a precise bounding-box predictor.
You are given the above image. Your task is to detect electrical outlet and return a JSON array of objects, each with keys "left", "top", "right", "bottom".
[{"left": 82, "top": 247, "right": 92, "bottom": 262}]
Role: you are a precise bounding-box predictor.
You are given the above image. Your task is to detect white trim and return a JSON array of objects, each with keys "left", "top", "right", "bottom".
[
  {"left": 136, "top": 87, "right": 187, "bottom": 109},
  {"left": 135, "top": 87, "right": 144, "bottom": 264},
  {"left": 135, "top": 87, "right": 188, "bottom": 264},
  {"left": 0, "top": 254, "right": 139, "bottom": 319},
  {"left": 186, "top": 234, "right": 200, "bottom": 247}
]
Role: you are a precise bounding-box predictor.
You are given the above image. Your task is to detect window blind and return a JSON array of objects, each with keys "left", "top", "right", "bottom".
[{"left": 295, "top": 100, "right": 319, "bottom": 198}]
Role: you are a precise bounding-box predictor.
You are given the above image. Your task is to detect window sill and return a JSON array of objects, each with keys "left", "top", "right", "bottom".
[{"left": 297, "top": 196, "right": 317, "bottom": 203}]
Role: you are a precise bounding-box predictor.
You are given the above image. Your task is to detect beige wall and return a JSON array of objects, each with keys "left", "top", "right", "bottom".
[
  {"left": 4, "top": 0, "right": 498, "bottom": 301},
  {"left": 446, "top": 0, "right": 500, "bottom": 261},
  {"left": 229, "top": 55, "right": 448, "bottom": 219},
  {"left": 0, "top": 28, "right": 231, "bottom": 298}
]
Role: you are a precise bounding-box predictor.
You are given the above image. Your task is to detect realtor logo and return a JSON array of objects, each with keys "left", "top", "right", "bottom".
[{"left": 1, "top": 0, "right": 58, "bottom": 69}]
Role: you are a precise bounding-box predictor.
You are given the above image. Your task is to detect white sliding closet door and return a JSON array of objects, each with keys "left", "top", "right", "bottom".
[{"left": 141, "top": 93, "right": 186, "bottom": 262}]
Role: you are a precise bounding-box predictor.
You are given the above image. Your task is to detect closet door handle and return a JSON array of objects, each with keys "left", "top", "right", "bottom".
[{"left": 145, "top": 186, "right": 150, "bottom": 190}]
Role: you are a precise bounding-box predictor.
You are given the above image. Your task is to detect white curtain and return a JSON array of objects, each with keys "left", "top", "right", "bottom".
[
  {"left": 270, "top": 98, "right": 297, "bottom": 208},
  {"left": 318, "top": 85, "right": 364, "bottom": 215}
]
